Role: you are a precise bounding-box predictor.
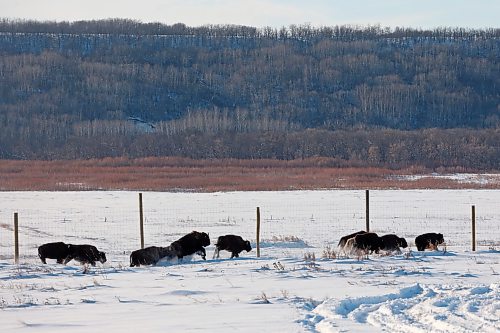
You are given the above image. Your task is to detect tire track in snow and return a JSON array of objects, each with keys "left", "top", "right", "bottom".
[{"left": 311, "top": 283, "right": 500, "bottom": 333}]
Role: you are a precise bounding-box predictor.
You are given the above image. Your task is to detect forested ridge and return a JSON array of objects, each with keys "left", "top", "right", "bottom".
[{"left": 0, "top": 19, "right": 498, "bottom": 170}]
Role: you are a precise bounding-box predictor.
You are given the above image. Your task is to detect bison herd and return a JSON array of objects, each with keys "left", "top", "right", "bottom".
[
  {"left": 38, "top": 232, "right": 253, "bottom": 267},
  {"left": 38, "top": 242, "right": 107, "bottom": 266},
  {"left": 130, "top": 231, "right": 212, "bottom": 267},
  {"left": 37, "top": 231, "right": 445, "bottom": 267},
  {"left": 338, "top": 231, "right": 444, "bottom": 257}
]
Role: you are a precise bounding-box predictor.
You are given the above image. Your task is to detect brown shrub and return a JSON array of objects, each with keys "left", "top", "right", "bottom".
[{"left": 0, "top": 158, "right": 497, "bottom": 191}]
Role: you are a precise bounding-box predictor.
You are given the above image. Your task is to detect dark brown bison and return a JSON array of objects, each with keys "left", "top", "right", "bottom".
[
  {"left": 130, "top": 246, "right": 177, "bottom": 267},
  {"left": 415, "top": 233, "right": 444, "bottom": 251},
  {"left": 170, "top": 231, "right": 210, "bottom": 260},
  {"left": 353, "top": 232, "right": 384, "bottom": 255},
  {"left": 343, "top": 237, "right": 358, "bottom": 256},
  {"left": 380, "top": 234, "right": 408, "bottom": 253},
  {"left": 38, "top": 242, "right": 71, "bottom": 264},
  {"left": 63, "top": 244, "right": 107, "bottom": 266},
  {"left": 337, "top": 230, "right": 367, "bottom": 249},
  {"left": 213, "top": 235, "right": 252, "bottom": 259}
]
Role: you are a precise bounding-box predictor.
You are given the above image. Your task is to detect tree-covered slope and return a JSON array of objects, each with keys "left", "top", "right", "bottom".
[{"left": 0, "top": 19, "right": 498, "bottom": 169}]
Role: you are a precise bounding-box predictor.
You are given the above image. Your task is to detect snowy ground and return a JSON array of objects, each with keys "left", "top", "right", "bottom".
[
  {"left": 0, "top": 190, "right": 499, "bottom": 332},
  {"left": 393, "top": 173, "right": 500, "bottom": 186}
]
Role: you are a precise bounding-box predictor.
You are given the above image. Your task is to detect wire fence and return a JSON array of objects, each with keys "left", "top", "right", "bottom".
[{"left": 0, "top": 190, "right": 498, "bottom": 264}]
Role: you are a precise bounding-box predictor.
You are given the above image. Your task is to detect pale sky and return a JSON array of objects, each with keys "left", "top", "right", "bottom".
[{"left": 1, "top": 0, "right": 498, "bottom": 29}]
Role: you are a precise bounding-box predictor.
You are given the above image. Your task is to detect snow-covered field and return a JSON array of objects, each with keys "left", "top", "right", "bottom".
[{"left": 0, "top": 190, "right": 499, "bottom": 332}]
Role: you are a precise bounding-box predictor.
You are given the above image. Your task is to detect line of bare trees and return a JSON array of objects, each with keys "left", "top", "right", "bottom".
[{"left": 0, "top": 19, "right": 498, "bottom": 169}]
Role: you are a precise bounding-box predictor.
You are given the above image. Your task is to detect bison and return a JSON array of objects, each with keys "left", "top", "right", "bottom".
[
  {"left": 38, "top": 242, "right": 71, "bottom": 264},
  {"left": 130, "top": 246, "right": 177, "bottom": 267},
  {"left": 170, "top": 231, "right": 210, "bottom": 261},
  {"left": 213, "top": 235, "right": 252, "bottom": 259},
  {"left": 415, "top": 233, "right": 444, "bottom": 251},
  {"left": 342, "top": 237, "right": 358, "bottom": 256},
  {"left": 353, "top": 232, "right": 384, "bottom": 255},
  {"left": 380, "top": 234, "right": 408, "bottom": 253},
  {"left": 63, "top": 244, "right": 107, "bottom": 266},
  {"left": 337, "top": 230, "right": 367, "bottom": 255}
]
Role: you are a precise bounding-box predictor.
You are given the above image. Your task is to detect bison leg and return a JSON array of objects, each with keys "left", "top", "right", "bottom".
[
  {"left": 62, "top": 256, "right": 73, "bottom": 265},
  {"left": 213, "top": 248, "right": 220, "bottom": 259},
  {"left": 197, "top": 248, "right": 206, "bottom": 260}
]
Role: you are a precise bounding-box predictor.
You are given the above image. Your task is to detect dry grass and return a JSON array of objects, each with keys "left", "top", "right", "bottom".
[
  {"left": 322, "top": 245, "right": 337, "bottom": 259},
  {"left": 303, "top": 252, "right": 316, "bottom": 262},
  {"left": 0, "top": 157, "right": 497, "bottom": 191}
]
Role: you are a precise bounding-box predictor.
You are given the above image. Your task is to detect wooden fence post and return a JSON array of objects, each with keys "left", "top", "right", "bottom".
[
  {"left": 471, "top": 205, "right": 476, "bottom": 252},
  {"left": 139, "top": 193, "right": 144, "bottom": 249},
  {"left": 365, "top": 190, "right": 370, "bottom": 232},
  {"left": 14, "top": 212, "right": 19, "bottom": 264},
  {"left": 256, "top": 207, "right": 260, "bottom": 258}
]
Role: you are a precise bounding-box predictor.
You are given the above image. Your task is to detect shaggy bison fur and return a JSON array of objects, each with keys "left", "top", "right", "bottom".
[
  {"left": 380, "top": 234, "right": 408, "bottom": 253},
  {"left": 337, "top": 230, "right": 367, "bottom": 249},
  {"left": 130, "top": 246, "right": 177, "bottom": 267},
  {"left": 170, "top": 231, "right": 210, "bottom": 260},
  {"left": 213, "top": 234, "right": 252, "bottom": 259},
  {"left": 343, "top": 237, "right": 358, "bottom": 256},
  {"left": 63, "top": 244, "right": 107, "bottom": 266},
  {"left": 415, "top": 232, "right": 444, "bottom": 251},
  {"left": 353, "top": 232, "right": 384, "bottom": 255},
  {"left": 38, "top": 242, "right": 71, "bottom": 264}
]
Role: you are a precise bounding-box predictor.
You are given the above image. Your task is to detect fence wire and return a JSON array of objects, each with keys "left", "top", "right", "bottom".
[{"left": 0, "top": 190, "right": 498, "bottom": 264}]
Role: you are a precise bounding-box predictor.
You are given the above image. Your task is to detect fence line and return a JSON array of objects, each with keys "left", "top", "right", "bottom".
[
  {"left": 256, "top": 207, "right": 261, "bottom": 258},
  {"left": 366, "top": 189, "right": 370, "bottom": 232},
  {"left": 471, "top": 205, "right": 476, "bottom": 252},
  {"left": 14, "top": 212, "right": 18, "bottom": 264},
  {"left": 1, "top": 190, "right": 499, "bottom": 264},
  {"left": 139, "top": 192, "right": 144, "bottom": 249}
]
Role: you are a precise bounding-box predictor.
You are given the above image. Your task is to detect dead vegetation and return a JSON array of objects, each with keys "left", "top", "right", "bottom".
[{"left": 0, "top": 158, "right": 497, "bottom": 191}]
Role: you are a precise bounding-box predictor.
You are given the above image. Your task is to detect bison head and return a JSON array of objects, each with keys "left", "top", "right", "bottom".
[
  {"left": 98, "top": 251, "right": 107, "bottom": 264},
  {"left": 199, "top": 232, "right": 210, "bottom": 247},
  {"left": 244, "top": 240, "right": 252, "bottom": 252},
  {"left": 437, "top": 233, "right": 444, "bottom": 244},
  {"left": 189, "top": 231, "right": 211, "bottom": 247},
  {"left": 399, "top": 238, "right": 408, "bottom": 248}
]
